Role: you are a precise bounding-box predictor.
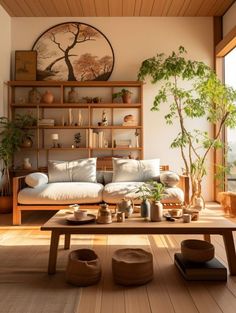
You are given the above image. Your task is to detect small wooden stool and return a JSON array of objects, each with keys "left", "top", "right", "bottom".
[
  {"left": 112, "top": 248, "right": 153, "bottom": 286},
  {"left": 66, "top": 249, "right": 101, "bottom": 286}
]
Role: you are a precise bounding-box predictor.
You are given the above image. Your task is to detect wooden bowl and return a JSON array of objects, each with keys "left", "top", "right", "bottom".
[{"left": 181, "top": 239, "right": 215, "bottom": 263}]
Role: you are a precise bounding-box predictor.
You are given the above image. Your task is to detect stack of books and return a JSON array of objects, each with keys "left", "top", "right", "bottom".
[
  {"left": 88, "top": 130, "right": 104, "bottom": 148},
  {"left": 174, "top": 253, "right": 227, "bottom": 281},
  {"left": 38, "top": 119, "right": 55, "bottom": 126}
]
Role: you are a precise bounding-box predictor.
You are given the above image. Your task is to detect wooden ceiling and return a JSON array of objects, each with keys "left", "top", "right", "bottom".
[{"left": 0, "top": 0, "right": 234, "bottom": 17}]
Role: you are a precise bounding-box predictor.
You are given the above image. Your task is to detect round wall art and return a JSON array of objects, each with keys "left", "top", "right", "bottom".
[{"left": 32, "top": 22, "right": 114, "bottom": 81}]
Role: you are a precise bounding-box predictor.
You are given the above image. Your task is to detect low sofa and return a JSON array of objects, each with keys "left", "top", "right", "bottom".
[{"left": 13, "top": 158, "right": 189, "bottom": 225}]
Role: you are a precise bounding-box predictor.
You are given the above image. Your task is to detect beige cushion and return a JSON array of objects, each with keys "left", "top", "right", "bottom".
[
  {"left": 160, "top": 171, "right": 180, "bottom": 187},
  {"left": 112, "top": 158, "right": 160, "bottom": 182},
  {"left": 48, "top": 158, "right": 97, "bottom": 183},
  {"left": 25, "top": 172, "right": 48, "bottom": 188},
  {"left": 18, "top": 182, "right": 103, "bottom": 204},
  {"left": 103, "top": 182, "right": 184, "bottom": 204}
]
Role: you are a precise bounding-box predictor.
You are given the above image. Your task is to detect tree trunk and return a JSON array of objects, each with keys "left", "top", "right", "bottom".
[{"left": 65, "top": 52, "right": 76, "bottom": 81}]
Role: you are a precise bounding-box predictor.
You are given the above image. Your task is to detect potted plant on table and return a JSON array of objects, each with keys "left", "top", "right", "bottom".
[
  {"left": 138, "top": 46, "right": 236, "bottom": 208},
  {"left": 112, "top": 88, "right": 133, "bottom": 104},
  {"left": 135, "top": 181, "right": 165, "bottom": 221},
  {"left": 135, "top": 184, "right": 151, "bottom": 218}
]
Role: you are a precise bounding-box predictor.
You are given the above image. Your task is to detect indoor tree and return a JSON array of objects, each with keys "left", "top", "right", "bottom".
[{"left": 138, "top": 46, "right": 236, "bottom": 206}]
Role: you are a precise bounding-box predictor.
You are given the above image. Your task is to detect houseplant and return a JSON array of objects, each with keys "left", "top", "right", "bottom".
[
  {"left": 0, "top": 113, "right": 36, "bottom": 213},
  {"left": 0, "top": 117, "right": 21, "bottom": 212},
  {"left": 135, "top": 184, "right": 151, "bottom": 218},
  {"left": 138, "top": 46, "right": 236, "bottom": 207},
  {"left": 15, "top": 113, "right": 37, "bottom": 148},
  {"left": 112, "top": 88, "right": 133, "bottom": 103}
]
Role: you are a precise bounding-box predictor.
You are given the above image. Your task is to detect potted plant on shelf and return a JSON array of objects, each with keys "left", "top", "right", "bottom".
[
  {"left": 74, "top": 132, "right": 81, "bottom": 148},
  {"left": 112, "top": 88, "right": 133, "bottom": 104},
  {"left": 138, "top": 46, "right": 236, "bottom": 208},
  {"left": 15, "top": 113, "right": 37, "bottom": 148}
]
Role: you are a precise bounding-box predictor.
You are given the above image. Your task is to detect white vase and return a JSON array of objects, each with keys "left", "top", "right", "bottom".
[
  {"left": 150, "top": 201, "right": 163, "bottom": 222},
  {"left": 23, "top": 158, "right": 32, "bottom": 170}
]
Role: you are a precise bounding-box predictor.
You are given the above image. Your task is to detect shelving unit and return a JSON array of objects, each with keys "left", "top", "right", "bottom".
[{"left": 8, "top": 80, "right": 143, "bottom": 171}]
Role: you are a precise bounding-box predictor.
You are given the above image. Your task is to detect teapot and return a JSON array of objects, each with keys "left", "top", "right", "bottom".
[{"left": 117, "top": 199, "right": 134, "bottom": 218}]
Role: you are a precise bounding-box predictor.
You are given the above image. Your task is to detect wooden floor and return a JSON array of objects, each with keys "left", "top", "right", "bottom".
[{"left": 1, "top": 206, "right": 236, "bottom": 313}]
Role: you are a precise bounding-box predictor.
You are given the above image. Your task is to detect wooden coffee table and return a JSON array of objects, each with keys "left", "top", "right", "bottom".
[{"left": 41, "top": 209, "right": 236, "bottom": 275}]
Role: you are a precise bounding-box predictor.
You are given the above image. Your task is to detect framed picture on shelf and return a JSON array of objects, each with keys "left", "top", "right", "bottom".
[{"left": 15, "top": 50, "right": 37, "bottom": 81}]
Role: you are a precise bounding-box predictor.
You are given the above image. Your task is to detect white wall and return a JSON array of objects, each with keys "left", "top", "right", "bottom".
[
  {"left": 0, "top": 5, "right": 11, "bottom": 116},
  {"left": 11, "top": 17, "right": 214, "bottom": 200},
  {"left": 223, "top": 2, "right": 236, "bottom": 36}
]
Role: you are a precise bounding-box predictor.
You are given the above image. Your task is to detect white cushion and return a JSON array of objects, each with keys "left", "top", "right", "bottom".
[
  {"left": 160, "top": 171, "right": 180, "bottom": 187},
  {"left": 103, "top": 182, "right": 184, "bottom": 204},
  {"left": 112, "top": 158, "right": 160, "bottom": 182},
  {"left": 18, "top": 182, "right": 103, "bottom": 204},
  {"left": 48, "top": 158, "right": 97, "bottom": 183},
  {"left": 25, "top": 172, "right": 48, "bottom": 188}
]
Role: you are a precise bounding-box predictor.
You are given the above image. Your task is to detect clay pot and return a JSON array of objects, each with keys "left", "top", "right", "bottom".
[
  {"left": 122, "top": 92, "right": 132, "bottom": 104},
  {"left": 150, "top": 201, "right": 163, "bottom": 222},
  {"left": 42, "top": 90, "right": 54, "bottom": 104},
  {"left": 0, "top": 196, "right": 12, "bottom": 214},
  {"left": 23, "top": 158, "right": 32, "bottom": 170}
]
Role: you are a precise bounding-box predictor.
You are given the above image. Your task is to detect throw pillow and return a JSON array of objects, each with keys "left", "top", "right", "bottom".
[
  {"left": 48, "top": 158, "right": 97, "bottom": 183},
  {"left": 160, "top": 171, "right": 180, "bottom": 187},
  {"left": 25, "top": 172, "right": 48, "bottom": 188},
  {"left": 112, "top": 158, "right": 160, "bottom": 182}
]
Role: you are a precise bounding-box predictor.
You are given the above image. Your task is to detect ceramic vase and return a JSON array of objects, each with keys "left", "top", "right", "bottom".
[
  {"left": 141, "top": 199, "right": 150, "bottom": 218},
  {"left": 68, "top": 87, "right": 78, "bottom": 103},
  {"left": 150, "top": 201, "right": 163, "bottom": 222},
  {"left": 28, "top": 87, "right": 41, "bottom": 104},
  {"left": 42, "top": 90, "right": 54, "bottom": 104}
]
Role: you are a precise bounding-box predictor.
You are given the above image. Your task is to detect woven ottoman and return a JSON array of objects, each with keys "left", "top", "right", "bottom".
[
  {"left": 112, "top": 248, "right": 153, "bottom": 286},
  {"left": 66, "top": 249, "right": 101, "bottom": 286}
]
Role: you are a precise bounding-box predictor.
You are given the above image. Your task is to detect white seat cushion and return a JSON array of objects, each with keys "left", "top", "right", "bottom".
[
  {"left": 103, "top": 182, "right": 184, "bottom": 204},
  {"left": 18, "top": 182, "right": 104, "bottom": 204}
]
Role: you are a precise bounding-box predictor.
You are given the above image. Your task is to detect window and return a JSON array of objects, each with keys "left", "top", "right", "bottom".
[{"left": 225, "top": 47, "right": 236, "bottom": 191}]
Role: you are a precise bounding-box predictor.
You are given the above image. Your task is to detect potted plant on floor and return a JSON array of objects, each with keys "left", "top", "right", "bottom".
[
  {"left": 0, "top": 113, "right": 36, "bottom": 213},
  {"left": 0, "top": 118, "right": 21, "bottom": 213},
  {"left": 138, "top": 46, "right": 236, "bottom": 208},
  {"left": 112, "top": 88, "right": 133, "bottom": 104}
]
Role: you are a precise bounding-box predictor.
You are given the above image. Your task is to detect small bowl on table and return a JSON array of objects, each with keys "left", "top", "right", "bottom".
[
  {"left": 168, "top": 208, "right": 182, "bottom": 219},
  {"left": 181, "top": 239, "right": 215, "bottom": 263}
]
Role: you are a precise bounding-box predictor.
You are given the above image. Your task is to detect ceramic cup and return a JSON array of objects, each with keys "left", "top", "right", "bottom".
[
  {"left": 183, "top": 213, "right": 191, "bottom": 223},
  {"left": 74, "top": 209, "right": 87, "bottom": 220}
]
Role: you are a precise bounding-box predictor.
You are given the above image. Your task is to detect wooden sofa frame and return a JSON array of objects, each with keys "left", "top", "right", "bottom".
[{"left": 13, "top": 166, "right": 190, "bottom": 225}]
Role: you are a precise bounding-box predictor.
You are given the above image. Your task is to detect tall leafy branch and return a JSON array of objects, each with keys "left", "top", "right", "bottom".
[{"left": 138, "top": 46, "right": 236, "bottom": 203}]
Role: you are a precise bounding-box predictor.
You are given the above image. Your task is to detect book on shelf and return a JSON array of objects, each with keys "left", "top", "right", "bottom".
[
  {"left": 88, "top": 130, "right": 104, "bottom": 148},
  {"left": 174, "top": 253, "right": 227, "bottom": 281},
  {"left": 38, "top": 119, "right": 55, "bottom": 126}
]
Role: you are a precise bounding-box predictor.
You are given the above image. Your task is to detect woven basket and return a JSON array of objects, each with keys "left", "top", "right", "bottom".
[
  {"left": 112, "top": 248, "right": 153, "bottom": 286},
  {"left": 66, "top": 249, "right": 101, "bottom": 286}
]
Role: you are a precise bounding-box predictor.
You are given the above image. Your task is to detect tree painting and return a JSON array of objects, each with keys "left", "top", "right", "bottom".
[{"left": 32, "top": 22, "right": 114, "bottom": 81}]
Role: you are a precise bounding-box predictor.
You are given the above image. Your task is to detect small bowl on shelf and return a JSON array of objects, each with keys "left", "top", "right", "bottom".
[{"left": 181, "top": 239, "right": 215, "bottom": 263}]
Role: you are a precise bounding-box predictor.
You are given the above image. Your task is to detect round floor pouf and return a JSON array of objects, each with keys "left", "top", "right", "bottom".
[
  {"left": 66, "top": 249, "right": 101, "bottom": 286},
  {"left": 112, "top": 248, "right": 153, "bottom": 286}
]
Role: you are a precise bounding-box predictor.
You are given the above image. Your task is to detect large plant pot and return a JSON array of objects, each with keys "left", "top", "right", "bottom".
[{"left": 0, "top": 196, "right": 12, "bottom": 214}]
